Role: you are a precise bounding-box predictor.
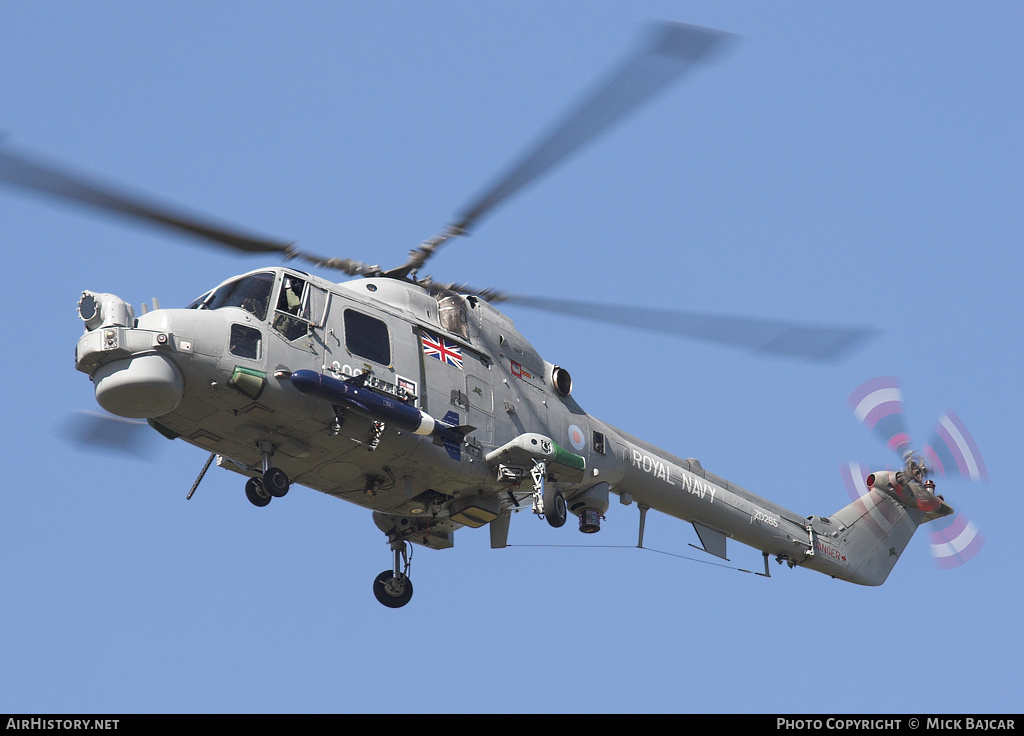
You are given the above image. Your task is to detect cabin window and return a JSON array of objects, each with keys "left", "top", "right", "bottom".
[
  {"left": 201, "top": 272, "right": 275, "bottom": 320},
  {"left": 229, "top": 324, "right": 262, "bottom": 360},
  {"left": 344, "top": 309, "right": 391, "bottom": 365}
]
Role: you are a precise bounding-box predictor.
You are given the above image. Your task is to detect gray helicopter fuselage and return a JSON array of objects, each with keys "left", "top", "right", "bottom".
[
  {"left": 74, "top": 268, "right": 912, "bottom": 584},
  {"left": 12, "top": 19, "right": 951, "bottom": 608}
]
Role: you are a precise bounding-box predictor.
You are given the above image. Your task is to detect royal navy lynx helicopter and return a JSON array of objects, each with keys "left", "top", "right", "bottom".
[{"left": 1, "top": 22, "right": 966, "bottom": 608}]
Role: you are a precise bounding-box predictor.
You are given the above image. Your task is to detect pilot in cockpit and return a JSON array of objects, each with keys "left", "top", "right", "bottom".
[
  {"left": 279, "top": 276, "right": 303, "bottom": 315},
  {"left": 273, "top": 276, "right": 308, "bottom": 340}
]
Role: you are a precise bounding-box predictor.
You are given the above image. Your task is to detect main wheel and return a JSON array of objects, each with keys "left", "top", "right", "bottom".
[
  {"left": 245, "top": 477, "right": 272, "bottom": 507},
  {"left": 373, "top": 570, "right": 413, "bottom": 608},
  {"left": 263, "top": 467, "right": 290, "bottom": 497},
  {"left": 544, "top": 489, "right": 567, "bottom": 528}
]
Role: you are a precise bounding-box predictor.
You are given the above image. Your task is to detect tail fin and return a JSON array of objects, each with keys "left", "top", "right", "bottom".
[{"left": 829, "top": 489, "right": 930, "bottom": 585}]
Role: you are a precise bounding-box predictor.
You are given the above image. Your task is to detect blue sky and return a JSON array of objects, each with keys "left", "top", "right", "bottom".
[{"left": 1, "top": 1, "right": 1021, "bottom": 714}]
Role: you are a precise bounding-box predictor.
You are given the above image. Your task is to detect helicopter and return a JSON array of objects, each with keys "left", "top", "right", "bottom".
[{"left": 0, "top": 21, "right": 967, "bottom": 608}]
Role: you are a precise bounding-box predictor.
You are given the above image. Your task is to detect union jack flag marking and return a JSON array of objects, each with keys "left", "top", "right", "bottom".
[{"left": 422, "top": 332, "right": 463, "bottom": 369}]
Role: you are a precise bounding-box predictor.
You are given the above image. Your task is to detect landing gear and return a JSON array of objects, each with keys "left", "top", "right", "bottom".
[
  {"left": 373, "top": 570, "right": 414, "bottom": 608},
  {"left": 245, "top": 476, "right": 272, "bottom": 507},
  {"left": 545, "top": 488, "right": 567, "bottom": 528},
  {"left": 373, "top": 539, "right": 414, "bottom": 608},
  {"left": 263, "top": 466, "right": 290, "bottom": 497},
  {"left": 243, "top": 441, "right": 291, "bottom": 506},
  {"left": 531, "top": 459, "right": 567, "bottom": 528},
  {"left": 243, "top": 468, "right": 290, "bottom": 507}
]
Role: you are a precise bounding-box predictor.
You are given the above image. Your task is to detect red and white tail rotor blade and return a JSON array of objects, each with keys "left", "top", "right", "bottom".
[{"left": 844, "top": 377, "right": 988, "bottom": 570}]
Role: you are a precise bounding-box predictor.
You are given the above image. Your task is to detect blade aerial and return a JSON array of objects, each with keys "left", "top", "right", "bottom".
[
  {"left": 397, "top": 22, "right": 737, "bottom": 278},
  {"left": 59, "top": 410, "right": 162, "bottom": 462},
  {"left": 0, "top": 145, "right": 380, "bottom": 276},
  {"left": 456, "top": 22, "right": 736, "bottom": 232},
  {"left": 493, "top": 293, "right": 873, "bottom": 362}
]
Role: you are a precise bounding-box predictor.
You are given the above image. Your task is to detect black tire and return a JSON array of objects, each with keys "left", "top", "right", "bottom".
[
  {"left": 373, "top": 570, "right": 413, "bottom": 608},
  {"left": 263, "top": 467, "right": 290, "bottom": 497},
  {"left": 544, "top": 489, "right": 567, "bottom": 528},
  {"left": 245, "top": 477, "right": 271, "bottom": 507}
]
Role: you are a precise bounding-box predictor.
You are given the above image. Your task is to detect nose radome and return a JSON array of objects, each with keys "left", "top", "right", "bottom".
[{"left": 93, "top": 353, "right": 183, "bottom": 419}]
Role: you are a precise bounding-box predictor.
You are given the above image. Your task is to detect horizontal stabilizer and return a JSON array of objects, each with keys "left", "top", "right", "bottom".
[{"left": 691, "top": 522, "right": 729, "bottom": 560}]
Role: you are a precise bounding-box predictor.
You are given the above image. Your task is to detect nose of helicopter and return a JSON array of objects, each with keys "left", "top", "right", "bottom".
[{"left": 93, "top": 353, "right": 184, "bottom": 419}]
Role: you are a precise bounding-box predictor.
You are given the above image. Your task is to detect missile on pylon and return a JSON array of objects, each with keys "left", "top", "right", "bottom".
[{"left": 289, "top": 369, "right": 474, "bottom": 449}]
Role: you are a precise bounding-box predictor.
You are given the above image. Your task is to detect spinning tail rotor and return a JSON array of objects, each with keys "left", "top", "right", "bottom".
[
  {"left": 925, "top": 410, "right": 988, "bottom": 482},
  {"left": 847, "top": 376, "right": 910, "bottom": 453},
  {"left": 842, "top": 376, "right": 986, "bottom": 569}
]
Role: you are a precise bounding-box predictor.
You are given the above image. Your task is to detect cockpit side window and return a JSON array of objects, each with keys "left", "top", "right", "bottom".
[
  {"left": 271, "top": 274, "right": 329, "bottom": 341},
  {"left": 273, "top": 275, "right": 309, "bottom": 341},
  {"left": 200, "top": 272, "right": 275, "bottom": 320},
  {"left": 277, "top": 275, "right": 304, "bottom": 316}
]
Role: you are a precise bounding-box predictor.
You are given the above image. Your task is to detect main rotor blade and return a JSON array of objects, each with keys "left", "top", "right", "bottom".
[
  {"left": 0, "top": 146, "right": 293, "bottom": 253},
  {"left": 0, "top": 145, "right": 380, "bottom": 276},
  {"left": 495, "top": 294, "right": 874, "bottom": 362},
  {"left": 454, "top": 22, "right": 736, "bottom": 233},
  {"left": 59, "top": 411, "right": 163, "bottom": 462}
]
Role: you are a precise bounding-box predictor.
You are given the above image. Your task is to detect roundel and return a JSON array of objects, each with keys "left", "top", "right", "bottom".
[{"left": 568, "top": 425, "right": 586, "bottom": 451}]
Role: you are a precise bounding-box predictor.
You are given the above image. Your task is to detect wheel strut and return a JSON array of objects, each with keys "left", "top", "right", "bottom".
[
  {"left": 257, "top": 441, "right": 290, "bottom": 497},
  {"left": 373, "top": 538, "right": 414, "bottom": 608},
  {"left": 531, "top": 460, "right": 566, "bottom": 528}
]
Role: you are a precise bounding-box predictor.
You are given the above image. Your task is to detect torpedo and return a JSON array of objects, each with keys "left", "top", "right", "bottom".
[{"left": 289, "top": 369, "right": 474, "bottom": 447}]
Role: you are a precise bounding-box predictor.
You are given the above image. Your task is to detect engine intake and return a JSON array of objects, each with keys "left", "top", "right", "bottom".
[{"left": 866, "top": 470, "right": 900, "bottom": 494}]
